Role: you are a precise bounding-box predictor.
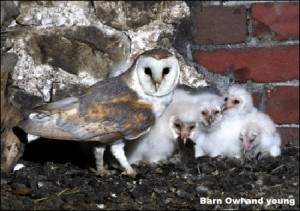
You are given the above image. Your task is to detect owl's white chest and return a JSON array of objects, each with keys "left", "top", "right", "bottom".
[
  {"left": 152, "top": 101, "right": 168, "bottom": 117},
  {"left": 144, "top": 92, "right": 173, "bottom": 118}
]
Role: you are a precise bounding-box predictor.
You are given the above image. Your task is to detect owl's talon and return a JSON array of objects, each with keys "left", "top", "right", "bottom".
[
  {"left": 121, "top": 169, "right": 137, "bottom": 178},
  {"left": 96, "top": 169, "right": 116, "bottom": 177}
]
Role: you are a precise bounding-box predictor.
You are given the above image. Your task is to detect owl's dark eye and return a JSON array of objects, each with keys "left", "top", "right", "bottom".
[
  {"left": 162, "top": 67, "right": 170, "bottom": 76},
  {"left": 234, "top": 100, "right": 240, "bottom": 104},
  {"left": 190, "top": 125, "right": 195, "bottom": 130},
  {"left": 214, "top": 110, "right": 220, "bottom": 114},
  {"left": 144, "top": 67, "right": 152, "bottom": 76},
  {"left": 174, "top": 123, "right": 181, "bottom": 129},
  {"left": 249, "top": 138, "right": 255, "bottom": 143},
  {"left": 224, "top": 97, "right": 228, "bottom": 102},
  {"left": 201, "top": 111, "right": 207, "bottom": 115}
]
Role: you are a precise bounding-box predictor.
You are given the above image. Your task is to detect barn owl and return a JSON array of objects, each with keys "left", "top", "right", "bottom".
[
  {"left": 240, "top": 111, "right": 281, "bottom": 159},
  {"left": 193, "top": 92, "right": 223, "bottom": 158},
  {"left": 125, "top": 86, "right": 204, "bottom": 164},
  {"left": 196, "top": 85, "right": 255, "bottom": 158},
  {"left": 17, "top": 49, "right": 180, "bottom": 177}
]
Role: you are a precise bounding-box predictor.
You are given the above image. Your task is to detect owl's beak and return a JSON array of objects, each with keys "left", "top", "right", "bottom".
[
  {"left": 242, "top": 140, "right": 250, "bottom": 153},
  {"left": 154, "top": 82, "right": 160, "bottom": 91},
  {"left": 207, "top": 115, "right": 214, "bottom": 125},
  {"left": 223, "top": 101, "right": 234, "bottom": 111},
  {"left": 180, "top": 130, "right": 190, "bottom": 144}
]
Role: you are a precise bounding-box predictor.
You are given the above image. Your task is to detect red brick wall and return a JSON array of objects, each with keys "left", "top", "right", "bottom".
[{"left": 190, "top": 2, "right": 299, "bottom": 145}]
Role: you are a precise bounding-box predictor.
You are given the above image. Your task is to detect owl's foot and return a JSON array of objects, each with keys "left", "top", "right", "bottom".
[
  {"left": 121, "top": 168, "right": 137, "bottom": 178},
  {"left": 111, "top": 140, "right": 137, "bottom": 178},
  {"left": 96, "top": 169, "right": 116, "bottom": 177}
]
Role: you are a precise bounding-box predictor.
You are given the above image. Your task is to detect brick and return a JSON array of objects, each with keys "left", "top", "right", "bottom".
[
  {"left": 277, "top": 127, "right": 299, "bottom": 145},
  {"left": 266, "top": 86, "right": 299, "bottom": 124},
  {"left": 191, "top": 7, "right": 246, "bottom": 44},
  {"left": 252, "top": 2, "right": 299, "bottom": 40},
  {"left": 193, "top": 46, "right": 299, "bottom": 83}
]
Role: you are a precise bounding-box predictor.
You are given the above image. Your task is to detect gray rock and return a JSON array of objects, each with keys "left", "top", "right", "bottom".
[
  {"left": 95, "top": 1, "right": 188, "bottom": 30},
  {"left": 131, "top": 185, "right": 150, "bottom": 198},
  {"left": 7, "top": 88, "right": 43, "bottom": 110},
  {"left": 52, "top": 82, "right": 88, "bottom": 101},
  {"left": 7, "top": 1, "right": 206, "bottom": 110},
  {"left": 27, "top": 27, "right": 129, "bottom": 79},
  {"left": 1, "top": 53, "right": 18, "bottom": 73},
  {"left": 1, "top": 1, "right": 19, "bottom": 25}
]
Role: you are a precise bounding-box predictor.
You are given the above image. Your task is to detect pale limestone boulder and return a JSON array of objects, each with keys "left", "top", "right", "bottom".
[{"left": 7, "top": 0, "right": 206, "bottom": 103}]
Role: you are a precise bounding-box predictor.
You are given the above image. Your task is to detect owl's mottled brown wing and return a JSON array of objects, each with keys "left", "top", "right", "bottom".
[{"left": 18, "top": 77, "right": 156, "bottom": 143}]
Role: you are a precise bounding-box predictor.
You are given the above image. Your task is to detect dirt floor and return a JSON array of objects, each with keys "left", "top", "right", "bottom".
[{"left": 1, "top": 139, "right": 299, "bottom": 210}]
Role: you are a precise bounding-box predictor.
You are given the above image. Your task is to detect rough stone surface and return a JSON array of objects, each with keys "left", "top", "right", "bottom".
[
  {"left": 94, "top": 1, "right": 190, "bottom": 30},
  {"left": 191, "top": 7, "right": 247, "bottom": 44},
  {"left": 51, "top": 82, "right": 88, "bottom": 101},
  {"left": 1, "top": 53, "right": 25, "bottom": 172},
  {"left": 265, "top": 86, "right": 299, "bottom": 124},
  {"left": 193, "top": 46, "right": 299, "bottom": 83},
  {"left": 5, "top": 0, "right": 204, "bottom": 103},
  {"left": 16, "top": 1, "right": 92, "bottom": 27},
  {"left": 0, "top": 1, "right": 20, "bottom": 25},
  {"left": 252, "top": 2, "right": 299, "bottom": 40},
  {"left": 7, "top": 88, "right": 43, "bottom": 110},
  {"left": 31, "top": 26, "right": 131, "bottom": 79}
]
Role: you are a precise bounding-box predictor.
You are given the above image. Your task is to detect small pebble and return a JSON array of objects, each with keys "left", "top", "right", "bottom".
[
  {"left": 13, "top": 164, "right": 25, "bottom": 172},
  {"left": 96, "top": 204, "right": 106, "bottom": 209}
]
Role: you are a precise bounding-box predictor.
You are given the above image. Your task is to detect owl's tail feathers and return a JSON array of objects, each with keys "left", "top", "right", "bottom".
[{"left": 17, "top": 112, "right": 80, "bottom": 143}]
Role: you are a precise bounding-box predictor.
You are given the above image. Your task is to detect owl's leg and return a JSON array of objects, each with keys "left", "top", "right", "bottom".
[
  {"left": 110, "top": 140, "right": 137, "bottom": 178},
  {"left": 94, "top": 145, "right": 105, "bottom": 170},
  {"left": 94, "top": 144, "right": 115, "bottom": 176}
]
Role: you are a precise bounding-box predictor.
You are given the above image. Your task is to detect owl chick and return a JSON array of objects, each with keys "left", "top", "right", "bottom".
[
  {"left": 198, "top": 85, "right": 255, "bottom": 158},
  {"left": 240, "top": 111, "right": 281, "bottom": 159},
  {"left": 193, "top": 92, "right": 223, "bottom": 158},
  {"left": 125, "top": 87, "right": 203, "bottom": 164},
  {"left": 17, "top": 49, "right": 180, "bottom": 177}
]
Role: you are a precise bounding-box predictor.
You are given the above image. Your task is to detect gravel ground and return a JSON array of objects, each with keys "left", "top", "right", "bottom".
[{"left": 1, "top": 139, "right": 299, "bottom": 210}]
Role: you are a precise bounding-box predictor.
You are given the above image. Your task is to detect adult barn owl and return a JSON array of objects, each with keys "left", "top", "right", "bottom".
[{"left": 17, "top": 49, "right": 180, "bottom": 177}]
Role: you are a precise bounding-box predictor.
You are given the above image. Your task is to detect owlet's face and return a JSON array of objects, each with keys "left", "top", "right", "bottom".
[
  {"left": 169, "top": 116, "right": 198, "bottom": 144},
  {"left": 223, "top": 85, "right": 254, "bottom": 115},
  {"left": 135, "top": 54, "right": 180, "bottom": 97},
  {"left": 197, "top": 94, "right": 223, "bottom": 128},
  {"left": 223, "top": 95, "right": 245, "bottom": 114},
  {"left": 240, "top": 127, "right": 260, "bottom": 153},
  {"left": 200, "top": 106, "right": 222, "bottom": 127}
]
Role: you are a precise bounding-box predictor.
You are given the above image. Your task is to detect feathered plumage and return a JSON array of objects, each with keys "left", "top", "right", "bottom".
[
  {"left": 240, "top": 111, "right": 281, "bottom": 158},
  {"left": 17, "top": 49, "right": 180, "bottom": 177},
  {"left": 195, "top": 85, "right": 255, "bottom": 158},
  {"left": 125, "top": 87, "right": 204, "bottom": 164},
  {"left": 193, "top": 92, "right": 223, "bottom": 157}
]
